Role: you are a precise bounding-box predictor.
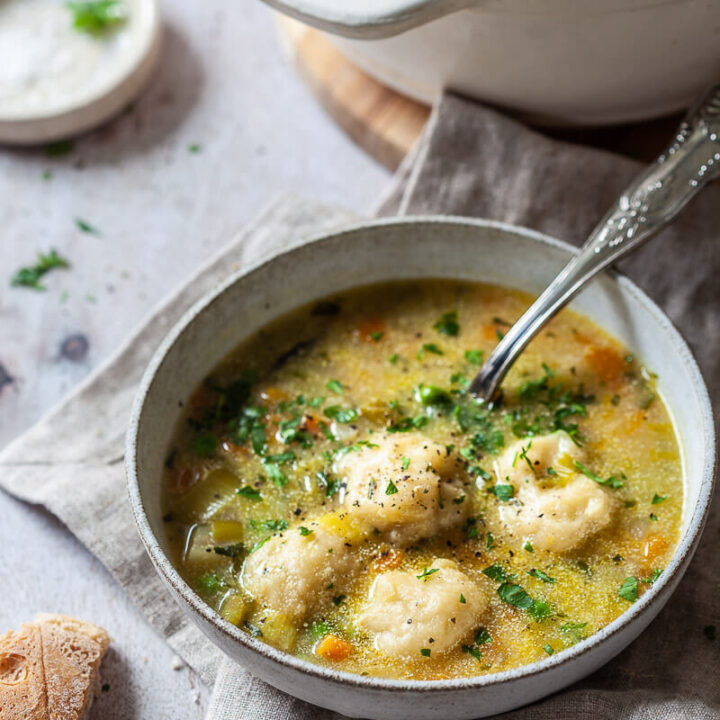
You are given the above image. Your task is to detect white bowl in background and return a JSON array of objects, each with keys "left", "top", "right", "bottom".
[{"left": 127, "top": 217, "right": 715, "bottom": 719}]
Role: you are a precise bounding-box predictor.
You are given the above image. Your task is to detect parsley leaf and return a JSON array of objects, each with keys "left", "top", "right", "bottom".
[
  {"left": 488, "top": 484, "right": 514, "bottom": 501},
  {"left": 324, "top": 406, "right": 358, "bottom": 424},
  {"left": 418, "top": 343, "right": 443, "bottom": 359},
  {"left": 236, "top": 486, "right": 262, "bottom": 501},
  {"left": 75, "top": 217, "right": 100, "bottom": 234},
  {"left": 464, "top": 349, "right": 484, "bottom": 365},
  {"left": 416, "top": 567, "right": 439, "bottom": 580},
  {"left": 497, "top": 582, "right": 534, "bottom": 610},
  {"left": 651, "top": 493, "right": 668, "bottom": 504},
  {"left": 385, "top": 480, "right": 398, "bottom": 495},
  {"left": 11, "top": 249, "right": 69, "bottom": 291},
  {"left": 618, "top": 576, "right": 639, "bottom": 602},
  {"left": 299, "top": 526, "right": 313, "bottom": 536},
  {"left": 262, "top": 461, "right": 288, "bottom": 487},
  {"left": 191, "top": 431, "right": 217, "bottom": 457},
  {"left": 528, "top": 568, "right": 556, "bottom": 584},
  {"left": 433, "top": 310, "right": 460, "bottom": 336},
  {"left": 420, "top": 648, "right": 431, "bottom": 657},
  {"left": 326, "top": 379, "right": 344, "bottom": 394},
  {"left": 67, "top": 0, "right": 126, "bottom": 35},
  {"left": 482, "top": 564, "right": 509, "bottom": 582},
  {"left": 573, "top": 461, "right": 624, "bottom": 489}
]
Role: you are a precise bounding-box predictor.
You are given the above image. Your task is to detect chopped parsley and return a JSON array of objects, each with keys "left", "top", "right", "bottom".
[
  {"left": 485, "top": 532, "right": 495, "bottom": 551},
  {"left": 298, "top": 526, "right": 313, "bottom": 536},
  {"left": 573, "top": 461, "right": 624, "bottom": 489},
  {"left": 387, "top": 415, "right": 428, "bottom": 433},
  {"left": 67, "top": 0, "right": 127, "bottom": 35},
  {"left": 474, "top": 627, "right": 491, "bottom": 645},
  {"left": 236, "top": 486, "right": 262, "bottom": 501},
  {"left": 389, "top": 354, "right": 399, "bottom": 364},
  {"left": 188, "top": 143, "right": 201, "bottom": 153},
  {"left": 497, "top": 582, "right": 534, "bottom": 610},
  {"left": 528, "top": 568, "right": 556, "bottom": 584},
  {"left": 326, "top": 379, "right": 344, "bottom": 394},
  {"left": 543, "top": 644, "right": 554, "bottom": 656},
  {"left": 462, "top": 644, "right": 482, "bottom": 662},
  {"left": 11, "top": 249, "right": 69, "bottom": 291},
  {"left": 213, "top": 543, "right": 244, "bottom": 558},
  {"left": 618, "top": 576, "right": 639, "bottom": 602},
  {"left": 418, "top": 343, "right": 443, "bottom": 360},
  {"left": 433, "top": 310, "right": 460, "bottom": 336},
  {"left": 196, "top": 572, "right": 222, "bottom": 593},
  {"left": 459, "top": 594, "right": 466, "bottom": 604},
  {"left": 523, "top": 541, "right": 534, "bottom": 553},
  {"left": 415, "top": 384, "right": 452, "bottom": 406},
  {"left": 420, "top": 648, "right": 431, "bottom": 657},
  {"left": 75, "top": 217, "right": 100, "bottom": 234},
  {"left": 191, "top": 431, "right": 217, "bottom": 457},
  {"left": 482, "top": 564, "right": 510, "bottom": 583},
  {"left": 385, "top": 480, "right": 399, "bottom": 495},
  {"left": 464, "top": 349, "right": 484, "bottom": 365},
  {"left": 488, "top": 484, "right": 514, "bottom": 501},
  {"left": 401, "top": 457, "right": 411, "bottom": 470},
  {"left": 369, "top": 331, "right": 384, "bottom": 341},
  {"left": 416, "top": 567, "right": 440, "bottom": 580},
  {"left": 651, "top": 493, "right": 668, "bottom": 504},
  {"left": 262, "top": 461, "right": 289, "bottom": 487},
  {"left": 251, "top": 519, "right": 287, "bottom": 532},
  {"left": 332, "top": 594, "right": 346, "bottom": 606},
  {"left": 324, "top": 406, "right": 358, "bottom": 423}
]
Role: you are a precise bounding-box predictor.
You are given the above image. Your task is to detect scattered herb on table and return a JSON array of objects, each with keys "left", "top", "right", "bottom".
[
  {"left": 11, "top": 249, "right": 69, "bottom": 291},
  {"left": 75, "top": 217, "right": 100, "bottom": 235},
  {"left": 45, "top": 140, "right": 74, "bottom": 156}
]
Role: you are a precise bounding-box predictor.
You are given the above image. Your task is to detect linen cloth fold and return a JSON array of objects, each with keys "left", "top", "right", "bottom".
[{"left": 1, "top": 94, "right": 719, "bottom": 720}]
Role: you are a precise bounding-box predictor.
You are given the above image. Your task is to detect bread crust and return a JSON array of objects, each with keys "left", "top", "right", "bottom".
[{"left": 0, "top": 615, "right": 110, "bottom": 720}]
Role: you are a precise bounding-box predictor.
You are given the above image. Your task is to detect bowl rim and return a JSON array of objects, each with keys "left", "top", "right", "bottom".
[{"left": 126, "top": 215, "right": 716, "bottom": 693}]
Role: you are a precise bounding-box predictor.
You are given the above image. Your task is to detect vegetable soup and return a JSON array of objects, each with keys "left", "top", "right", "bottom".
[{"left": 162, "top": 280, "right": 682, "bottom": 680}]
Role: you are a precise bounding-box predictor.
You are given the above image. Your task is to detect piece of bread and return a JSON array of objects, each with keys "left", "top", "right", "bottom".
[
  {"left": 0, "top": 623, "right": 49, "bottom": 719},
  {"left": 0, "top": 615, "right": 110, "bottom": 720}
]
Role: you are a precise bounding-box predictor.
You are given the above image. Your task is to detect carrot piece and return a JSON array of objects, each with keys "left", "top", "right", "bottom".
[
  {"left": 261, "top": 387, "right": 290, "bottom": 404},
  {"left": 356, "top": 319, "right": 386, "bottom": 342},
  {"left": 373, "top": 547, "right": 405, "bottom": 572},
  {"left": 301, "top": 414, "right": 322, "bottom": 435},
  {"left": 482, "top": 324, "right": 498, "bottom": 341},
  {"left": 585, "top": 346, "right": 626, "bottom": 383},
  {"left": 315, "top": 635, "right": 353, "bottom": 661}
]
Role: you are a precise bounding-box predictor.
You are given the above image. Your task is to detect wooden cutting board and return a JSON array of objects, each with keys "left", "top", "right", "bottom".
[{"left": 275, "top": 15, "right": 685, "bottom": 171}]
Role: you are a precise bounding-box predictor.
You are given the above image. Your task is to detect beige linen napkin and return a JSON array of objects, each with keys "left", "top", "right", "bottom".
[{"left": 1, "top": 95, "right": 719, "bottom": 719}]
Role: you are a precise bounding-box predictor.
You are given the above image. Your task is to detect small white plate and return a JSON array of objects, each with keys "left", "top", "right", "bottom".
[{"left": 0, "top": 0, "right": 161, "bottom": 145}]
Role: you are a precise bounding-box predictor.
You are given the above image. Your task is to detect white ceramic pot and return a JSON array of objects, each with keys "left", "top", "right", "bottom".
[
  {"left": 127, "top": 218, "right": 715, "bottom": 720},
  {"left": 264, "top": 0, "right": 720, "bottom": 125}
]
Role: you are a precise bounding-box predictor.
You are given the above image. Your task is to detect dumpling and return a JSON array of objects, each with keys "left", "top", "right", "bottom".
[
  {"left": 241, "top": 523, "right": 359, "bottom": 621},
  {"left": 494, "top": 432, "right": 616, "bottom": 553},
  {"left": 357, "top": 560, "right": 487, "bottom": 657},
  {"left": 335, "top": 432, "right": 468, "bottom": 546},
  {"left": 494, "top": 430, "right": 583, "bottom": 486}
]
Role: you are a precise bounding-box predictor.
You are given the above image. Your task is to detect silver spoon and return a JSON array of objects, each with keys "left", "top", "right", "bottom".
[{"left": 470, "top": 82, "right": 720, "bottom": 402}]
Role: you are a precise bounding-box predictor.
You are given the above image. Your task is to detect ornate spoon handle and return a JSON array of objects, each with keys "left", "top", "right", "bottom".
[{"left": 470, "top": 82, "right": 720, "bottom": 401}]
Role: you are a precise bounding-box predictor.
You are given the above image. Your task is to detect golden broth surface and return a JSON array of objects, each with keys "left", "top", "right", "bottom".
[{"left": 162, "top": 281, "right": 682, "bottom": 680}]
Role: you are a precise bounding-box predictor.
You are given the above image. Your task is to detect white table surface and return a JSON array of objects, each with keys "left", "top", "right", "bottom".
[{"left": 0, "top": 1, "right": 388, "bottom": 717}]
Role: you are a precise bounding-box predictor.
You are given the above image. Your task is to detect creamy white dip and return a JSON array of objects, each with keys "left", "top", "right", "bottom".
[{"left": 0, "top": 0, "right": 147, "bottom": 119}]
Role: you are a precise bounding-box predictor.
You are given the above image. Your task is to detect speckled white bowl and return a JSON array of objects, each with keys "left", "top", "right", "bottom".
[{"left": 127, "top": 217, "right": 715, "bottom": 720}]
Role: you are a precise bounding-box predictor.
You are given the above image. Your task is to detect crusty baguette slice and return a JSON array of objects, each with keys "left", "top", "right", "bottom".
[
  {"left": 35, "top": 615, "right": 110, "bottom": 720},
  {"left": 0, "top": 622, "right": 49, "bottom": 720}
]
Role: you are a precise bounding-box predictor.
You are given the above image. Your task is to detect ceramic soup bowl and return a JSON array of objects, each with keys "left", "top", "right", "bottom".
[{"left": 127, "top": 217, "right": 714, "bottom": 719}]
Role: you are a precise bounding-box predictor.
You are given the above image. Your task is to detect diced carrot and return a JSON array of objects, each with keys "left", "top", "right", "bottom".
[
  {"left": 585, "top": 346, "right": 625, "bottom": 383},
  {"left": 623, "top": 409, "right": 647, "bottom": 434},
  {"left": 373, "top": 547, "right": 405, "bottom": 572},
  {"left": 355, "top": 319, "right": 386, "bottom": 342},
  {"left": 170, "top": 467, "right": 197, "bottom": 494},
  {"left": 315, "top": 635, "right": 353, "bottom": 661},
  {"left": 301, "top": 414, "right": 322, "bottom": 435},
  {"left": 482, "top": 324, "right": 498, "bottom": 341},
  {"left": 262, "top": 387, "right": 290, "bottom": 404},
  {"left": 641, "top": 534, "right": 670, "bottom": 570},
  {"left": 572, "top": 331, "right": 593, "bottom": 345}
]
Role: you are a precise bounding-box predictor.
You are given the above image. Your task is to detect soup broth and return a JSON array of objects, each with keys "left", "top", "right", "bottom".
[{"left": 162, "top": 280, "right": 682, "bottom": 680}]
